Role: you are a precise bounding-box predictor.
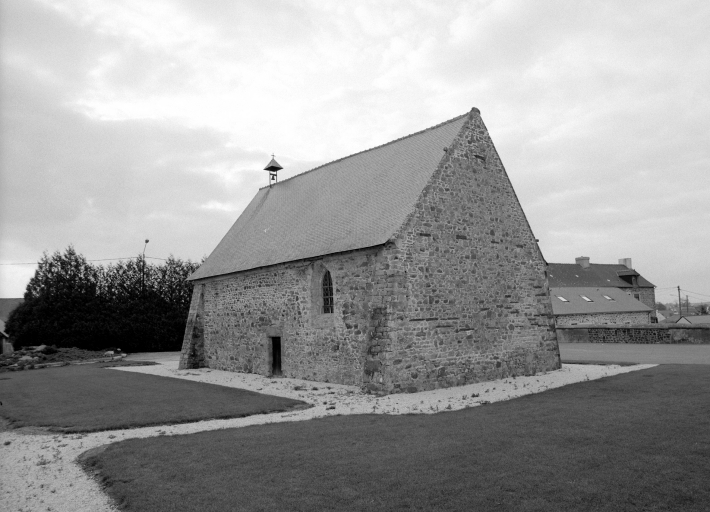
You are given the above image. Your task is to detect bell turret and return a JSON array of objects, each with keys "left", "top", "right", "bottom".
[{"left": 264, "top": 155, "right": 283, "bottom": 187}]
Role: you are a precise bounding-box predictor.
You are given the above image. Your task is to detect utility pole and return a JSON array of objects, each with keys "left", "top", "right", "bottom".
[
  {"left": 142, "top": 239, "right": 149, "bottom": 297},
  {"left": 686, "top": 295, "right": 690, "bottom": 315},
  {"left": 678, "top": 286, "right": 682, "bottom": 316}
]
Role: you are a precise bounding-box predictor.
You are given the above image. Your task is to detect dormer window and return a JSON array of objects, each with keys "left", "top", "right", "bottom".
[
  {"left": 580, "top": 295, "right": 593, "bottom": 302},
  {"left": 322, "top": 271, "right": 334, "bottom": 314}
]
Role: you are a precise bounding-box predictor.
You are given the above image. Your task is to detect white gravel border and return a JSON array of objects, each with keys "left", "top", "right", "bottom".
[{"left": 0, "top": 361, "right": 655, "bottom": 512}]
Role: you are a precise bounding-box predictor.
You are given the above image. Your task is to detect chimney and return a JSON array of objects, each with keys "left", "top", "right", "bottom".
[
  {"left": 619, "top": 258, "right": 633, "bottom": 269},
  {"left": 575, "top": 256, "right": 590, "bottom": 269}
]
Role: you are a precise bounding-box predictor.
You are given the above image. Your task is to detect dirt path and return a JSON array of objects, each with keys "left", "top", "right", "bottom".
[{"left": 124, "top": 351, "right": 181, "bottom": 364}]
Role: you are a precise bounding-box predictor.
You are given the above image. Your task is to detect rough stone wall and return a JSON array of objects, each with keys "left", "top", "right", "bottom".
[
  {"left": 180, "top": 248, "right": 381, "bottom": 385},
  {"left": 624, "top": 287, "right": 656, "bottom": 311},
  {"left": 555, "top": 311, "right": 650, "bottom": 327},
  {"left": 557, "top": 325, "right": 710, "bottom": 344},
  {"left": 182, "top": 108, "right": 561, "bottom": 393},
  {"left": 362, "top": 109, "right": 560, "bottom": 394}
]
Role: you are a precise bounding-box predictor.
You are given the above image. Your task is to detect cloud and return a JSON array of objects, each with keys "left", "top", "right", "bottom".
[
  {"left": 0, "top": 54, "right": 272, "bottom": 295},
  {"left": 1, "top": 0, "right": 709, "bottom": 298}
]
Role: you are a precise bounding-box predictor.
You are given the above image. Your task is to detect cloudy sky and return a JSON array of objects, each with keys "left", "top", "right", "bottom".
[{"left": 1, "top": 0, "right": 709, "bottom": 306}]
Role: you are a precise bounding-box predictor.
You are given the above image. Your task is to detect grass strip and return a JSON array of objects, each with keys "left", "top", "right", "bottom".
[
  {"left": 82, "top": 365, "right": 710, "bottom": 512},
  {"left": 0, "top": 364, "right": 306, "bottom": 432}
]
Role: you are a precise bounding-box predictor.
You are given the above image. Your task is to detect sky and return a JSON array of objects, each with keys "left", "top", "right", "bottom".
[{"left": 1, "top": 0, "right": 709, "bottom": 307}]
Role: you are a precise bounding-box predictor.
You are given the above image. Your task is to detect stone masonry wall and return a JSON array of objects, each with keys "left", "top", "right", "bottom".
[
  {"left": 557, "top": 325, "right": 710, "bottom": 344},
  {"left": 181, "top": 108, "right": 561, "bottom": 394},
  {"left": 362, "top": 109, "right": 560, "bottom": 394},
  {"left": 180, "top": 248, "right": 381, "bottom": 385},
  {"left": 624, "top": 287, "right": 656, "bottom": 312},
  {"left": 555, "top": 311, "right": 650, "bottom": 327}
]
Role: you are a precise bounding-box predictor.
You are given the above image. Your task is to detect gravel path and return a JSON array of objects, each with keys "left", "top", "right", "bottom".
[{"left": 0, "top": 361, "right": 655, "bottom": 512}]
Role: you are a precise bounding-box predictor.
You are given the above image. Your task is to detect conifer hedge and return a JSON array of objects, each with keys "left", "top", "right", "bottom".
[{"left": 6, "top": 246, "right": 201, "bottom": 352}]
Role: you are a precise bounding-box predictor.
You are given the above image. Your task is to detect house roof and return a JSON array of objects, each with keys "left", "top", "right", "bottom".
[
  {"left": 190, "top": 112, "right": 470, "bottom": 281},
  {"left": 549, "top": 287, "right": 653, "bottom": 316},
  {"left": 547, "top": 264, "right": 655, "bottom": 288},
  {"left": 0, "top": 298, "right": 23, "bottom": 322},
  {"left": 677, "top": 315, "right": 710, "bottom": 325},
  {"left": 661, "top": 314, "right": 682, "bottom": 323}
]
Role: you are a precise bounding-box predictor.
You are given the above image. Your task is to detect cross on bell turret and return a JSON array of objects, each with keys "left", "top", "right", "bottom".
[{"left": 264, "top": 154, "right": 283, "bottom": 187}]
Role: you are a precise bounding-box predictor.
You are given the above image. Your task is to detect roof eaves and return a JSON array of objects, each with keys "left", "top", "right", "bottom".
[{"left": 188, "top": 242, "right": 387, "bottom": 282}]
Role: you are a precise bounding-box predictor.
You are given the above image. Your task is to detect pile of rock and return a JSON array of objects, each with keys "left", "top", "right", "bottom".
[{"left": 0, "top": 346, "right": 124, "bottom": 372}]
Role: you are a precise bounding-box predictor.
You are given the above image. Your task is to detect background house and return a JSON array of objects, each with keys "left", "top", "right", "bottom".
[
  {"left": 673, "top": 315, "right": 710, "bottom": 325},
  {"left": 548, "top": 257, "right": 656, "bottom": 325},
  {"left": 549, "top": 286, "right": 652, "bottom": 326},
  {"left": 180, "top": 108, "right": 560, "bottom": 394},
  {"left": 0, "top": 298, "right": 23, "bottom": 354}
]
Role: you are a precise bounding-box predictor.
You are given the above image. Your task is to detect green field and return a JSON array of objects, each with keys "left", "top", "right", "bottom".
[
  {"left": 81, "top": 365, "right": 710, "bottom": 511},
  {"left": 0, "top": 362, "right": 307, "bottom": 432}
]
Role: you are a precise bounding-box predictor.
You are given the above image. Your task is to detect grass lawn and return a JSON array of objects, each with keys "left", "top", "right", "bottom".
[
  {"left": 0, "top": 362, "right": 306, "bottom": 432},
  {"left": 82, "top": 365, "right": 710, "bottom": 512}
]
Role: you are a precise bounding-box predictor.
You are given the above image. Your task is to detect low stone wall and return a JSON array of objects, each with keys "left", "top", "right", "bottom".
[{"left": 557, "top": 324, "right": 710, "bottom": 344}]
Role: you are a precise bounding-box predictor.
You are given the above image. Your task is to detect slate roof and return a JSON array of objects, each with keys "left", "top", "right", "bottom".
[
  {"left": 677, "top": 315, "right": 710, "bottom": 325},
  {"left": 0, "top": 298, "right": 23, "bottom": 322},
  {"left": 661, "top": 314, "right": 682, "bottom": 323},
  {"left": 0, "top": 298, "right": 23, "bottom": 335},
  {"left": 190, "top": 112, "right": 470, "bottom": 281},
  {"left": 549, "top": 287, "right": 653, "bottom": 316},
  {"left": 547, "top": 264, "right": 655, "bottom": 288}
]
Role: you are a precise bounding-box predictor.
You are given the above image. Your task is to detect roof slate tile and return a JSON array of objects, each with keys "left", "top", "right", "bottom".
[
  {"left": 550, "top": 287, "right": 653, "bottom": 315},
  {"left": 548, "top": 263, "right": 655, "bottom": 288}
]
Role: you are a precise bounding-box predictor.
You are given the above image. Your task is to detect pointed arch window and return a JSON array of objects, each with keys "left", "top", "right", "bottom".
[{"left": 322, "top": 271, "right": 334, "bottom": 314}]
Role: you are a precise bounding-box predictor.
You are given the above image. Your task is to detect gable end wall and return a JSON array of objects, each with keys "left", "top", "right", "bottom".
[
  {"left": 628, "top": 286, "right": 656, "bottom": 312},
  {"left": 362, "top": 109, "right": 560, "bottom": 393}
]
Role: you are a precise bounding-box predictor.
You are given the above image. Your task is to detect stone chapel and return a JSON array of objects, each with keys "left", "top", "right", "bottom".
[{"left": 179, "top": 107, "right": 561, "bottom": 394}]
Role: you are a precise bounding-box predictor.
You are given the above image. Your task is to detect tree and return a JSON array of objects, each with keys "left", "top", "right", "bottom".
[
  {"left": 655, "top": 302, "right": 667, "bottom": 311},
  {"left": 25, "top": 246, "right": 99, "bottom": 300},
  {"left": 7, "top": 247, "right": 201, "bottom": 352},
  {"left": 7, "top": 246, "right": 101, "bottom": 348}
]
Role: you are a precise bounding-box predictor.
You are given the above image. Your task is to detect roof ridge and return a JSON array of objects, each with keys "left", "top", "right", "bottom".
[{"left": 258, "top": 111, "right": 470, "bottom": 190}]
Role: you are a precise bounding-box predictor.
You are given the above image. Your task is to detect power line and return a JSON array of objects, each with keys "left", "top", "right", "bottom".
[
  {"left": 654, "top": 287, "right": 709, "bottom": 296},
  {"left": 1, "top": 255, "right": 168, "bottom": 265},
  {"left": 682, "top": 289, "right": 710, "bottom": 299}
]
